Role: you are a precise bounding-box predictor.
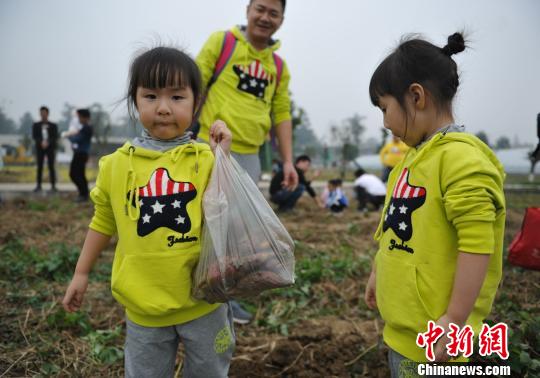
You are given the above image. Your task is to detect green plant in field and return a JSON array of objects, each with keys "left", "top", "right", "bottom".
[
  {"left": 474, "top": 293, "right": 540, "bottom": 376},
  {"left": 0, "top": 239, "right": 40, "bottom": 279},
  {"left": 27, "top": 200, "right": 49, "bottom": 211},
  {"left": 5, "top": 283, "right": 51, "bottom": 306},
  {"left": 252, "top": 245, "right": 377, "bottom": 335},
  {"left": 0, "top": 239, "right": 96, "bottom": 284},
  {"left": 35, "top": 243, "right": 80, "bottom": 281},
  {"left": 494, "top": 314, "right": 540, "bottom": 375},
  {"left": 40, "top": 362, "right": 61, "bottom": 375},
  {"left": 82, "top": 326, "right": 124, "bottom": 364},
  {"left": 46, "top": 307, "right": 93, "bottom": 335},
  {"left": 296, "top": 254, "right": 328, "bottom": 283},
  {"left": 296, "top": 246, "right": 373, "bottom": 284},
  {"left": 347, "top": 222, "right": 361, "bottom": 234}
]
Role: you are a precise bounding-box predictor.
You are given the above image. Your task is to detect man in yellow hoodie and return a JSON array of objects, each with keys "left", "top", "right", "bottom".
[
  {"left": 379, "top": 135, "right": 409, "bottom": 182},
  {"left": 196, "top": 0, "right": 296, "bottom": 187},
  {"left": 196, "top": 0, "right": 297, "bottom": 324}
]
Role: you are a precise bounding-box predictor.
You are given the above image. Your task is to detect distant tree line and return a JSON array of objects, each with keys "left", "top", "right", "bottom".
[
  {"left": 474, "top": 131, "right": 512, "bottom": 150},
  {"left": 0, "top": 103, "right": 525, "bottom": 158}
]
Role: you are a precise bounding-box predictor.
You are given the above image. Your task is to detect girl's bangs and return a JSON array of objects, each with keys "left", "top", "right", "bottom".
[{"left": 138, "top": 62, "right": 188, "bottom": 89}]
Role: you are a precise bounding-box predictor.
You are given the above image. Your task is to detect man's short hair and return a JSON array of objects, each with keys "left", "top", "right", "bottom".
[
  {"left": 40, "top": 106, "right": 49, "bottom": 113},
  {"left": 77, "top": 108, "right": 91, "bottom": 119},
  {"left": 295, "top": 155, "right": 311, "bottom": 164},
  {"left": 249, "top": 0, "right": 286, "bottom": 12},
  {"left": 355, "top": 168, "right": 366, "bottom": 178}
]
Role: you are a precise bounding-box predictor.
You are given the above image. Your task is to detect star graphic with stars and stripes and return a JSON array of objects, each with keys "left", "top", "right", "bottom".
[
  {"left": 128, "top": 168, "right": 198, "bottom": 239},
  {"left": 383, "top": 168, "right": 426, "bottom": 243},
  {"left": 233, "top": 60, "right": 272, "bottom": 99}
]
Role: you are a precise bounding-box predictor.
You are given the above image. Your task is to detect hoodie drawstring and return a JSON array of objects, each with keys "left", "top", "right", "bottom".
[
  {"left": 172, "top": 141, "right": 199, "bottom": 173},
  {"left": 124, "top": 145, "right": 140, "bottom": 221},
  {"left": 123, "top": 142, "right": 201, "bottom": 220}
]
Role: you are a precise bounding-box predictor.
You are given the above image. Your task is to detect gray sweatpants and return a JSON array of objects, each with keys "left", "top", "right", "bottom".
[
  {"left": 230, "top": 152, "right": 261, "bottom": 184},
  {"left": 125, "top": 304, "right": 235, "bottom": 378},
  {"left": 196, "top": 139, "right": 261, "bottom": 184},
  {"left": 388, "top": 348, "right": 434, "bottom": 378}
]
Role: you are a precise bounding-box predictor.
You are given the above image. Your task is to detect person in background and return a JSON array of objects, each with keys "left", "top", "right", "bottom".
[
  {"left": 379, "top": 135, "right": 408, "bottom": 182},
  {"left": 529, "top": 112, "right": 540, "bottom": 181},
  {"left": 65, "top": 109, "right": 93, "bottom": 202},
  {"left": 270, "top": 155, "right": 323, "bottom": 212},
  {"left": 195, "top": 0, "right": 296, "bottom": 324},
  {"left": 32, "top": 106, "right": 58, "bottom": 192},
  {"left": 271, "top": 158, "right": 282, "bottom": 177},
  {"left": 62, "top": 109, "right": 83, "bottom": 138},
  {"left": 195, "top": 0, "right": 297, "bottom": 189},
  {"left": 353, "top": 167, "right": 386, "bottom": 212},
  {"left": 325, "top": 179, "right": 348, "bottom": 214}
]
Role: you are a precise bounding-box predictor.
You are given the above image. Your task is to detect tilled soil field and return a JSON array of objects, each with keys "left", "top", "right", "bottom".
[{"left": 0, "top": 193, "right": 538, "bottom": 377}]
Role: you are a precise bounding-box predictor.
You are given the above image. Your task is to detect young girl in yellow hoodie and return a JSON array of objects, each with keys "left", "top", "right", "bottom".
[
  {"left": 63, "top": 46, "right": 234, "bottom": 377},
  {"left": 364, "top": 33, "right": 506, "bottom": 376}
]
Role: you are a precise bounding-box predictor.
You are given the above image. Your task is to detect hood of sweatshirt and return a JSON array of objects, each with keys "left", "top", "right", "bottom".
[
  {"left": 231, "top": 24, "right": 282, "bottom": 52},
  {"left": 410, "top": 130, "right": 505, "bottom": 176},
  {"left": 230, "top": 25, "right": 282, "bottom": 68}
]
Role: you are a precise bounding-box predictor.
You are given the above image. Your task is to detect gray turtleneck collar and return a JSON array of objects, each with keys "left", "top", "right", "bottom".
[
  {"left": 416, "top": 124, "right": 465, "bottom": 149},
  {"left": 131, "top": 129, "right": 192, "bottom": 152}
]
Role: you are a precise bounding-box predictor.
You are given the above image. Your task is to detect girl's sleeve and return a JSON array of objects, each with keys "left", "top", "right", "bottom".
[
  {"left": 89, "top": 156, "right": 117, "bottom": 236},
  {"left": 441, "top": 145, "right": 505, "bottom": 254}
]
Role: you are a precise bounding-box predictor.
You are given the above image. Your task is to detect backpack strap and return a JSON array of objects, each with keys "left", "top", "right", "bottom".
[
  {"left": 208, "top": 30, "right": 237, "bottom": 88},
  {"left": 272, "top": 52, "right": 283, "bottom": 89},
  {"left": 190, "top": 31, "right": 237, "bottom": 138}
]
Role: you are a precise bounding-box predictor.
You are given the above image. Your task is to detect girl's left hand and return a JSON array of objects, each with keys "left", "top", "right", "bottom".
[
  {"left": 209, "top": 120, "right": 232, "bottom": 154},
  {"left": 433, "top": 313, "right": 460, "bottom": 362}
]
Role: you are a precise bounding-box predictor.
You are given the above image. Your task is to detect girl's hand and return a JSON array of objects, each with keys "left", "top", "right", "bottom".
[
  {"left": 433, "top": 313, "right": 459, "bottom": 362},
  {"left": 364, "top": 270, "right": 377, "bottom": 309},
  {"left": 209, "top": 120, "right": 232, "bottom": 155},
  {"left": 62, "top": 273, "right": 89, "bottom": 312}
]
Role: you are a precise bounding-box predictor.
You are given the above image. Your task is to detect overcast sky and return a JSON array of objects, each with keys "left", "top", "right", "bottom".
[{"left": 1, "top": 0, "right": 539, "bottom": 144}]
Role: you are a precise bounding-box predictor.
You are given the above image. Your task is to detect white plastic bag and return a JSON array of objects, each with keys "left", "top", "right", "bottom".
[{"left": 192, "top": 144, "right": 295, "bottom": 303}]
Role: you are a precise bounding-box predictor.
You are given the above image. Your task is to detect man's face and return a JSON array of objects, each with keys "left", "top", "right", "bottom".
[
  {"left": 77, "top": 114, "right": 90, "bottom": 125},
  {"left": 40, "top": 109, "right": 48, "bottom": 122},
  {"left": 296, "top": 160, "right": 310, "bottom": 172},
  {"left": 246, "top": 0, "right": 284, "bottom": 43}
]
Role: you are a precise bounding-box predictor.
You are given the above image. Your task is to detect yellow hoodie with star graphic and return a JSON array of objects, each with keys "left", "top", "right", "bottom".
[
  {"left": 196, "top": 25, "right": 292, "bottom": 154},
  {"left": 89, "top": 142, "right": 220, "bottom": 327},
  {"left": 373, "top": 132, "right": 506, "bottom": 362}
]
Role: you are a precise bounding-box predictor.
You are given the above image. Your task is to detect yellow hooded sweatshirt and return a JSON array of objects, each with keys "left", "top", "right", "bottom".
[
  {"left": 196, "top": 26, "right": 292, "bottom": 154},
  {"left": 379, "top": 139, "right": 409, "bottom": 168},
  {"left": 89, "top": 142, "right": 219, "bottom": 327},
  {"left": 373, "top": 131, "right": 506, "bottom": 362}
]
